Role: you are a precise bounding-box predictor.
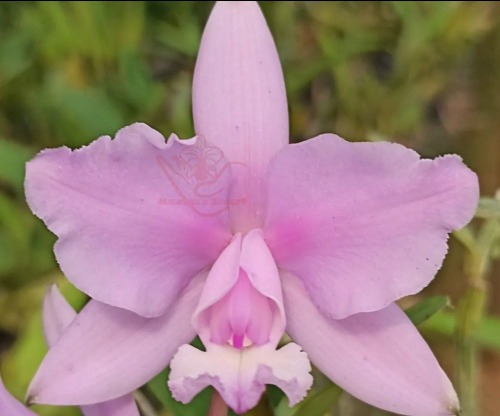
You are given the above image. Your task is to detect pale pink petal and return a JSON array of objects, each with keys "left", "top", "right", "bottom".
[
  {"left": 282, "top": 273, "right": 459, "bottom": 416},
  {"left": 193, "top": 233, "right": 242, "bottom": 341},
  {"left": 239, "top": 229, "right": 285, "bottom": 343},
  {"left": 0, "top": 375, "right": 36, "bottom": 415},
  {"left": 265, "top": 134, "right": 479, "bottom": 318},
  {"left": 42, "top": 286, "right": 140, "bottom": 416},
  {"left": 25, "top": 123, "right": 231, "bottom": 317},
  {"left": 193, "top": 1, "right": 288, "bottom": 231},
  {"left": 42, "top": 284, "right": 76, "bottom": 346},
  {"left": 240, "top": 230, "right": 284, "bottom": 321},
  {"left": 194, "top": 230, "right": 284, "bottom": 346},
  {"left": 82, "top": 395, "right": 139, "bottom": 416},
  {"left": 168, "top": 343, "right": 312, "bottom": 414},
  {"left": 27, "top": 275, "right": 204, "bottom": 406}
]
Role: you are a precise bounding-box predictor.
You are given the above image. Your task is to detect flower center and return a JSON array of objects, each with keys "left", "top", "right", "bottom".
[{"left": 207, "top": 270, "right": 275, "bottom": 349}]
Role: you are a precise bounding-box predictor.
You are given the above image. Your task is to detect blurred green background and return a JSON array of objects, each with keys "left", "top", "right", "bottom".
[{"left": 0, "top": 1, "right": 499, "bottom": 416}]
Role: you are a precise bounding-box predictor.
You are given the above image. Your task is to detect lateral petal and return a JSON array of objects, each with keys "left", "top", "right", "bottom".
[
  {"left": 26, "top": 124, "right": 231, "bottom": 317},
  {"left": 266, "top": 134, "right": 478, "bottom": 318},
  {"left": 43, "top": 285, "right": 140, "bottom": 416},
  {"left": 282, "top": 273, "right": 459, "bottom": 416},
  {"left": 28, "top": 275, "right": 204, "bottom": 405}
]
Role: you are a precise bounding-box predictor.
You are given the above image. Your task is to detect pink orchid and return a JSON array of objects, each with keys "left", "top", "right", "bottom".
[
  {"left": 0, "top": 286, "right": 139, "bottom": 416},
  {"left": 24, "top": 2, "right": 478, "bottom": 415}
]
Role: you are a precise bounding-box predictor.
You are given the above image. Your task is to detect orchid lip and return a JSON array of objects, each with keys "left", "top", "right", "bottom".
[
  {"left": 194, "top": 229, "right": 285, "bottom": 350},
  {"left": 207, "top": 269, "right": 275, "bottom": 349}
]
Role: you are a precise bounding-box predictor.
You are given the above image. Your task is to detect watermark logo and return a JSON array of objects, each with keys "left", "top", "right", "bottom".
[{"left": 156, "top": 137, "right": 246, "bottom": 216}]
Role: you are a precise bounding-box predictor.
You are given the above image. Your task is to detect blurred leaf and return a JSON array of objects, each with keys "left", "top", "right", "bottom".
[
  {"left": 157, "top": 19, "right": 200, "bottom": 56},
  {"left": 0, "top": 32, "right": 32, "bottom": 83},
  {"left": 475, "top": 197, "right": 500, "bottom": 219},
  {"left": 51, "top": 86, "right": 125, "bottom": 145},
  {"left": 266, "top": 384, "right": 286, "bottom": 409},
  {"left": 422, "top": 311, "right": 500, "bottom": 350},
  {"left": 0, "top": 231, "right": 16, "bottom": 275},
  {"left": 405, "top": 296, "right": 449, "bottom": 326},
  {"left": 147, "top": 369, "right": 212, "bottom": 416},
  {"left": 292, "top": 383, "right": 342, "bottom": 416},
  {"left": 58, "top": 279, "right": 88, "bottom": 312},
  {"left": 0, "top": 138, "right": 34, "bottom": 192},
  {"left": 116, "top": 52, "right": 163, "bottom": 114}
]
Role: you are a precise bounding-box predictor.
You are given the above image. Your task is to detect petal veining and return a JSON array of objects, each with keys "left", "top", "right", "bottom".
[
  {"left": 26, "top": 123, "right": 232, "bottom": 317},
  {"left": 282, "top": 273, "right": 459, "bottom": 416},
  {"left": 265, "top": 134, "right": 479, "bottom": 318},
  {"left": 193, "top": 1, "right": 288, "bottom": 231}
]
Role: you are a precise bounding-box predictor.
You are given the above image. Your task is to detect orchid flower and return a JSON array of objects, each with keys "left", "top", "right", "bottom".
[
  {"left": 24, "top": 2, "right": 478, "bottom": 415},
  {"left": 0, "top": 285, "right": 139, "bottom": 416}
]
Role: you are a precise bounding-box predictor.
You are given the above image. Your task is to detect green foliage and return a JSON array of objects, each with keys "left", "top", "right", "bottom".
[
  {"left": 0, "top": 2, "right": 499, "bottom": 416},
  {"left": 405, "top": 295, "right": 449, "bottom": 326}
]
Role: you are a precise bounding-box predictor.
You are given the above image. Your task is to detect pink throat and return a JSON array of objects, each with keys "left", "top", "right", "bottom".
[{"left": 207, "top": 270, "right": 274, "bottom": 349}]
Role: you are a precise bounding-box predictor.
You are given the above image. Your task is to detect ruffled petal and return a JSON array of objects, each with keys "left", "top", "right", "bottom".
[
  {"left": 282, "top": 273, "right": 459, "bottom": 416},
  {"left": 265, "top": 134, "right": 479, "bottom": 318},
  {"left": 27, "top": 275, "right": 204, "bottom": 405},
  {"left": 26, "top": 123, "right": 231, "bottom": 317},
  {"left": 193, "top": 1, "right": 288, "bottom": 231},
  {"left": 42, "top": 286, "right": 140, "bottom": 416},
  {"left": 168, "top": 343, "right": 312, "bottom": 414},
  {"left": 0, "top": 375, "right": 36, "bottom": 415}
]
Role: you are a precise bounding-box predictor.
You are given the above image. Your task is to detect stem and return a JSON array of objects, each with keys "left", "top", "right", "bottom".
[
  {"left": 208, "top": 390, "right": 228, "bottom": 416},
  {"left": 456, "top": 283, "right": 486, "bottom": 416},
  {"left": 455, "top": 220, "right": 498, "bottom": 416},
  {"left": 133, "top": 390, "right": 158, "bottom": 416}
]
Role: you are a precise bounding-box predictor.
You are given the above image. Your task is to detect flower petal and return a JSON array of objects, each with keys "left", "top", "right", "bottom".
[
  {"left": 193, "top": 233, "right": 242, "bottom": 341},
  {"left": 193, "top": 1, "right": 288, "bottom": 231},
  {"left": 240, "top": 229, "right": 285, "bottom": 341},
  {"left": 27, "top": 275, "right": 204, "bottom": 406},
  {"left": 282, "top": 273, "right": 459, "bottom": 416},
  {"left": 42, "top": 286, "right": 140, "bottom": 416},
  {"left": 26, "top": 123, "right": 231, "bottom": 317},
  {"left": 193, "top": 230, "right": 284, "bottom": 346},
  {"left": 265, "top": 134, "right": 479, "bottom": 318},
  {"left": 82, "top": 395, "right": 139, "bottom": 416},
  {"left": 168, "top": 343, "right": 312, "bottom": 414},
  {"left": 42, "top": 284, "right": 76, "bottom": 346},
  {"left": 0, "top": 375, "right": 36, "bottom": 415}
]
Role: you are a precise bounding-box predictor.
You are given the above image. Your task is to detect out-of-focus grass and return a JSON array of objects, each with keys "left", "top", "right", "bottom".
[{"left": 0, "top": 2, "right": 499, "bottom": 415}]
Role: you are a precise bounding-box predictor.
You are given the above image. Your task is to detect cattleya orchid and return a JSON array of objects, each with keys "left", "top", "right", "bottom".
[
  {"left": 18, "top": 1, "right": 478, "bottom": 416},
  {"left": 0, "top": 286, "right": 139, "bottom": 416}
]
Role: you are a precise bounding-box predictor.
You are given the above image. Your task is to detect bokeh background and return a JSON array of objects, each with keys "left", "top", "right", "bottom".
[{"left": 0, "top": 2, "right": 499, "bottom": 416}]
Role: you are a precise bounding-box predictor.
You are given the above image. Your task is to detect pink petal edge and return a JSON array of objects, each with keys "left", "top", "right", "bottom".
[
  {"left": 25, "top": 123, "right": 231, "bottom": 317},
  {"left": 193, "top": 1, "right": 288, "bottom": 231},
  {"left": 28, "top": 274, "right": 204, "bottom": 405},
  {"left": 266, "top": 134, "right": 479, "bottom": 319},
  {"left": 168, "top": 343, "right": 312, "bottom": 414},
  {"left": 282, "top": 272, "right": 459, "bottom": 416},
  {"left": 0, "top": 375, "right": 36, "bottom": 415},
  {"left": 43, "top": 285, "right": 140, "bottom": 416}
]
